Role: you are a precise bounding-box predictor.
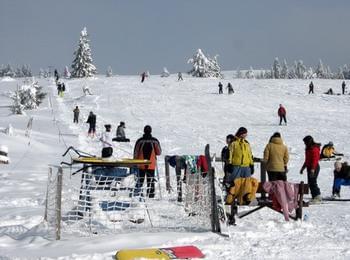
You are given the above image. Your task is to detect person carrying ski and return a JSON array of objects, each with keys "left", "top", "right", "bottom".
[
  {"left": 308, "top": 81, "right": 314, "bottom": 94},
  {"left": 342, "top": 81, "right": 346, "bottom": 95},
  {"left": 221, "top": 134, "right": 235, "bottom": 189},
  {"left": 100, "top": 124, "right": 113, "bottom": 148},
  {"left": 263, "top": 132, "right": 289, "bottom": 181},
  {"left": 114, "top": 121, "right": 130, "bottom": 142},
  {"left": 218, "top": 82, "right": 223, "bottom": 94},
  {"left": 300, "top": 135, "right": 322, "bottom": 203},
  {"left": 133, "top": 125, "right": 162, "bottom": 198},
  {"left": 73, "top": 106, "right": 80, "bottom": 123},
  {"left": 331, "top": 161, "right": 350, "bottom": 198},
  {"left": 226, "top": 127, "right": 254, "bottom": 185},
  {"left": 86, "top": 111, "right": 97, "bottom": 137},
  {"left": 320, "top": 141, "right": 343, "bottom": 159},
  {"left": 177, "top": 72, "right": 183, "bottom": 81},
  {"left": 277, "top": 104, "right": 287, "bottom": 125}
]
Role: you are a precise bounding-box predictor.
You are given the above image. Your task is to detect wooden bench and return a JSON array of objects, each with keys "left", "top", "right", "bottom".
[{"left": 227, "top": 181, "right": 309, "bottom": 225}]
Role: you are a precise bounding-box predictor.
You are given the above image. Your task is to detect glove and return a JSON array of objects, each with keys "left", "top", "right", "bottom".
[
  {"left": 299, "top": 169, "right": 304, "bottom": 175},
  {"left": 250, "top": 164, "right": 254, "bottom": 175},
  {"left": 284, "top": 166, "right": 288, "bottom": 173}
]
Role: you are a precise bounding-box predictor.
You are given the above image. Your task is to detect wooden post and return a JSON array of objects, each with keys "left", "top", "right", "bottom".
[
  {"left": 175, "top": 156, "right": 183, "bottom": 202},
  {"left": 297, "top": 181, "right": 305, "bottom": 219},
  {"left": 55, "top": 167, "right": 63, "bottom": 240},
  {"left": 260, "top": 160, "right": 267, "bottom": 200},
  {"left": 164, "top": 156, "right": 171, "bottom": 193},
  {"left": 44, "top": 167, "right": 52, "bottom": 222}
]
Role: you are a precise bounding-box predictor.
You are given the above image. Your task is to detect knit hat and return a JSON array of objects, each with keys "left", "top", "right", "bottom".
[
  {"left": 272, "top": 132, "right": 281, "bottom": 138},
  {"left": 235, "top": 127, "right": 247, "bottom": 137},
  {"left": 104, "top": 124, "right": 111, "bottom": 129},
  {"left": 144, "top": 125, "right": 152, "bottom": 135}
]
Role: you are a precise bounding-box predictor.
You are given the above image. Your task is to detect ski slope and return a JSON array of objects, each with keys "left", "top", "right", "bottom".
[{"left": 0, "top": 74, "right": 350, "bottom": 259}]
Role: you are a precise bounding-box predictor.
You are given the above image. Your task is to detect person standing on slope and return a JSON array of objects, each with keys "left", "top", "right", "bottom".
[
  {"left": 100, "top": 124, "right": 113, "bottom": 148},
  {"left": 263, "top": 132, "right": 289, "bottom": 181},
  {"left": 73, "top": 106, "right": 80, "bottom": 123},
  {"left": 308, "top": 81, "right": 314, "bottom": 94},
  {"left": 277, "top": 104, "right": 287, "bottom": 125},
  {"left": 86, "top": 111, "right": 97, "bottom": 137},
  {"left": 133, "top": 125, "right": 162, "bottom": 198},
  {"left": 342, "top": 81, "right": 346, "bottom": 95},
  {"left": 218, "top": 82, "right": 223, "bottom": 94},
  {"left": 300, "top": 135, "right": 322, "bottom": 203}
]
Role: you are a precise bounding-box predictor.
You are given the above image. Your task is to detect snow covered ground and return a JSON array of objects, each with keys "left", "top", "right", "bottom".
[{"left": 0, "top": 74, "right": 350, "bottom": 259}]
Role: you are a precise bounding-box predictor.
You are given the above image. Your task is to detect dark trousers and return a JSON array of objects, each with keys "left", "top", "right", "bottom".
[
  {"left": 308, "top": 88, "right": 314, "bottom": 94},
  {"left": 267, "top": 171, "right": 287, "bottom": 181},
  {"left": 135, "top": 169, "right": 155, "bottom": 198},
  {"left": 88, "top": 125, "right": 96, "bottom": 134},
  {"left": 73, "top": 115, "right": 79, "bottom": 123},
  {"left": 279, "top": 115, "right": 287, "bottom": 125},
  {"left": 307, "top": 164, "right": 320, "bottom": 198}
]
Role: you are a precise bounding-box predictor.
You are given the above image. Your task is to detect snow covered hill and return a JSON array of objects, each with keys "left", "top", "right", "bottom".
[{"left": 0, "top": 75, "right": 350, "bottom": 259}]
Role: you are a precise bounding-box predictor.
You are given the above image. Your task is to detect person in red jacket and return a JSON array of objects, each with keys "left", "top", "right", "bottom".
[
  {"left": 300, "top": 135, "right": 321, "bottom": 203},
  {"left": 277, "top": 104, "right": 287, "bottom": 125},
  {"left": 133, "top": 125, "right": 162, "bottom": 198}
]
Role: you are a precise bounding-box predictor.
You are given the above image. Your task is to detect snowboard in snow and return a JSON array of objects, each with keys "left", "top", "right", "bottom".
[{"left": 115, "top": 245, "right": 205, "bottom": 260}]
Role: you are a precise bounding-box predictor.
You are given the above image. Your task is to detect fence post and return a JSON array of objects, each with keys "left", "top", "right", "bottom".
[
  {"left": 260, "top": 160, "right": 267, "bottom": 199},
  {"left": 164, "top": 156, "right": 171, "bottom": 193},
  {"left": 44, "top": 167, "right": 52, "bottom": 221},
  {"left": 55, "top": 166, "right": 63, "bottom": 240}
]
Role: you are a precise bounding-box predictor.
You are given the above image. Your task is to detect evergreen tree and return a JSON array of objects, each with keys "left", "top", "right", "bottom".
[
  {"left": 71, "top": 27, "right": 97, "bottom": 78},
  {"left": 272, "top": 57, "right": 281, "bottom": 79},
  {"left": 10, "top": 89, "right": 25, "bottom": 114},
  {"left": 161, "top": 67, "right": 170, "bottom": 77},
  {"left": 280, "top": 59, "right": 289, "bottom": 79},
  {"left": 315, "top": 59, "right": 326, "bottom": 78},
  {"left": 245, "top": 66, "right": 255, "bottom": 79},
  {"left": 64, "top": 66, "right": 71, "bottom": 78},
  {"left": 236, "top": 67, "right": 243, "bottom": 78},
  {"left": 187, "top": 49, "right": 222, "bottom": 78},
  {"left": 39, "top": 68, "right": 45, "bottom": 78},
  {"left": 296, "top": 60, "right": 306, "bottom": 79}
]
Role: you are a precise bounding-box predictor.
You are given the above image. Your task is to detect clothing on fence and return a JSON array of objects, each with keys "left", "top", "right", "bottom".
[{"left": 226, "top": 177, "right": 259, "bottom": 205}]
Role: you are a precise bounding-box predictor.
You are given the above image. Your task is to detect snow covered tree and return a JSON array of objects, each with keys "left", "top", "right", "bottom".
[
  {"left": 187, "top": 49, "right": 222, "bottom": 78},
  {"left": 245, "top": 66, "right": 255, "bottom": 79},
  {"left": 64, "top": 66, "right": 71, "bottom": 78},
  {"left": 280, "top": 59, "right": 289, "bottom": 79},
  {"left": 236, "top": 67, "right": 243, "bottom": 78},
  {"left": 71, "top": 27, "right": 97, "bottom": 78},
  {"left": 39, "top": 68, "right": 45, "bottom": 78},
  {"left": 272, "top": 57, "right": 281, "bottom": 79},
  {"left": 295, "top": 60, "right": 306, "bottom": 79},
  {"left": 315, "top": 59, "right": 326, "bottom": 78},
  {"left": 161, "top": 67, "right": 170, "bottom": 77},
  {"left": 3, "top": 64, "right": 15, "bottom": 78},
  {"left": 10, "top": 89, "right": 25, "bottom": 114},
  {"left": 106, "top": 66, "right": 113, "bottom": 77}
]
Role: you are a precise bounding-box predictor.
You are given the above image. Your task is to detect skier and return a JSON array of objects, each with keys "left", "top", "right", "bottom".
[
  {"left": 331, "top": 161, "right": 350, "bottom": 198},
  {"left": 86, "top": 111, "right": 97, "bottom": 137},
  {"left": 227, "top": 83, "right": 234, "bottom": 94},
  {"left": 57, "top": 82, "right": 62, "bottom": 96},
  {"left": 113, "top": 121, "right": 130, "bottom": 142},
  {"left": 263, "top": 132, "right": 289, "bottom": 181},
  {"left": 177, "top": 72, "right": 183, "bottom": 81},
  {"left": 342, "top": 81, "right": 346, "bottom": 95},
  {"left": 308, "top": 81, "right": 314, "bottom": 94},
  {"left": 226, "top": 127, "right": 254, "bottom": 185},
  {"left": 133, "top": 125, "right": 162, "bottom": 198},
  {"left": 300, "top": 135, "right": 322, "bottom": 203},
  {"left": 100, "top": 124, "right": 113, "bottom": 148},
  {"left": 277, "top": 104, "right": 287, "bottom": 125},
  {"left": 141, "top": 72, "right": 147, "bottom": 83},
  {"left": 73, "top": 106, "right": 80, "bottom": 123},
  {"left": 221, "top": 134, "right": 235, "bottom": 190},
  {"left": 218, "top": 82, "right": 223, "bottom": 94},
  {"left": 320, "top": 141, "right": 343, "bottom": 159},
  {"left": 54, "top": 69, "right": 59, "bottom": 83},
  {"left": 324, "top": 88, "right": 334, "bottom": 95},
  {"left": 0, "top": 145, "right": 9, "bottom": 164}
]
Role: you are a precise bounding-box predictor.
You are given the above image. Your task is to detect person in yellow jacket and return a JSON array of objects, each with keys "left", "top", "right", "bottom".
[
  {"left": 263, "top": 132, "right": 289, "bottom": 181},
  {"left": 226, "top": 127, "right": 254, "bottom": 186}
]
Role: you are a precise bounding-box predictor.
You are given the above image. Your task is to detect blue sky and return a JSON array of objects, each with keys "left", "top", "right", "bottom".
[{"left": 0, "top": 0, "right": 349, "bottom": 74}]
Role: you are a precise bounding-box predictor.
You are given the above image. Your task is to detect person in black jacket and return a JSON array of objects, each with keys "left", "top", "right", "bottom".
[
  {"left": 218, "top": 82, "right": 223, "bottom": 94},
  {"left": 133, "top": 125, "right": 161, "bottom": 198},
  {"left": 86, "top": 111, "right": 97, "bottom": 137},
  {"left": 221, "top": 134, "right": 235, "bottom": 190},
  {"left": 308, "top": 81, "right": 314, "bottom": 94},
  {"left": 342, "top": 81, "right": 346, "bottom": 95}
]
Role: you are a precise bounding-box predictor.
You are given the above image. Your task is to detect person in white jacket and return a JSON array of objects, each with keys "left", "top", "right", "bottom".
[{"left": 100, "top": 124, "right": 113, "bottom": 148}]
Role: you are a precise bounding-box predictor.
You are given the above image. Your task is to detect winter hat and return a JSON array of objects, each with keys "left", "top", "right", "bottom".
[
  {"left": 272, "top": 132, "right": 281, "bottom": 138},
  {"left": 120, "top": 121, "right": 125, "bottom": 127},
  {"left": 328, "top": 141, "right": 334, "bottom": 146},
  {"left": 101, "top": 147, "right": 113, "bottom": 158},
  {"left": 104, "top": 124, "right": 111, "bottom": 129},
  {"left": 303, "top": 135, "right": 314, "bottom": 145},
  {"left": 235, "top": 127, "right": 247, "bottom": 137},
  {"left": 226, "top": 134, "right": 235, "bottom": 141},
  {"left": 144, "top": 125, "right": 152, "bottom": 135}
]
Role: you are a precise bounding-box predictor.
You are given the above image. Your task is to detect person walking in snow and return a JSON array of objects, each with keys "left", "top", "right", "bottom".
[
  {"left": 342, "top": 81, "right": 346, "bottom": 95},
  {"left": 277, "top": 104, "right": 287, "bottom": 125},
  {"left": 221, "top": 134, "right": 235, "bottom": 189},
  {"left": 308, "top": 81, "right": 314, "bottom": 94},
  {"left": 263, "top": 132, "right": 289, "bottom": 181},
  {"left": 100, "top": 124, "right": 113, "bottom": 148},
  {"left": 133, "top": 125, "right": 162, "bottom": 198},
  {"left": 227, "top": 83, "right": 234, "bottom": 94},
  {"left": 218, "top": 82, "right": 223, "bottom": 94},
  {"left": 86, "top": 111, "right": 97, "bottom": 137},
  {"left": 54, "top": 69, "right": 59, "bottom": 83},
  {"left": 73, "top": 106, "right": 80, "bottom": 123},
  {"left": 300, "top": 135, "right": 322, "bottom": 203},
  {"left": 177, "top": 72, "right": 183, "bottom": 81},
  {"left": 141, "top": 72, "right": 147, "bottom": 83}
]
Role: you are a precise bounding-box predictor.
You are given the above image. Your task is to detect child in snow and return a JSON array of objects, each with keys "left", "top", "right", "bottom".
[{"left": 331, "top": 161, "right": 350, "bottom": 198}]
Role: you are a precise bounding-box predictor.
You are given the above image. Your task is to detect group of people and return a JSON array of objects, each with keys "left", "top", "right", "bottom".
[
  {"left": 218, "top": 82, "right": 234, "bottom": 94},
  {"left": 309, "top": 81, "right": 347, "bottom": 95},
  {"left": 221, "top": 127, "right": 347, "bottom": 204}
]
